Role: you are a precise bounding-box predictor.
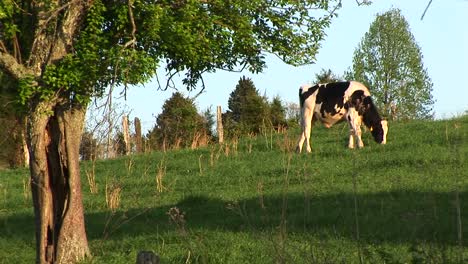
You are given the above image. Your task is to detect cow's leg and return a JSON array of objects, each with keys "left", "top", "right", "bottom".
[
  {"left": 347, "top": 108, "right": 364, "bottom": 149},
  {"left": 348, "top": 127, "right": 355, "bottom": 149},
  {"left": 303, "top": 111, "right": 314, "bottom": 153},
  {"left": 296, "top": 107, "right": 314, "bottom": 153},
  {"left": 296, "top": 131, "right": 306, "bottom": 153}
]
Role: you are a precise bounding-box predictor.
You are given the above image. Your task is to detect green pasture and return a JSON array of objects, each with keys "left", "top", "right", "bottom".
[{"left": 1, "top": 116, "right": 467, "bottom": 263}]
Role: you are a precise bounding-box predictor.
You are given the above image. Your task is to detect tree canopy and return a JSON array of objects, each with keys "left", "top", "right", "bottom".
[
  {"left": 1, "top": 0, "right": 342, "bottom": 102},
  {"left": 224, "top": 76, "right": 270, "bottom": 136},
  {"left": 347, "top": 8, "right": 434, "bottom": 120},
  {"left": 147, "top": 92, "right": 209, "bottom": 150},
  {"left": 314, "top": 68, "right": 342, "bottom": 83}
]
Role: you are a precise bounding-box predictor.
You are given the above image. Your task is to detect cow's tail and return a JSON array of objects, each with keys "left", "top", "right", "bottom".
[{"left": 299, "top": 87, "right": 304, "bottom": 127}]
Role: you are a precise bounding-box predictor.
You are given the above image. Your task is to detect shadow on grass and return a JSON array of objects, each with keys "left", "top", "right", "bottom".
[
  {"left": 91, "top": 190, "right": 466, "bottom": 245},
  {"left": 3, "top": 190, "right": 466, "bottom": 246}
]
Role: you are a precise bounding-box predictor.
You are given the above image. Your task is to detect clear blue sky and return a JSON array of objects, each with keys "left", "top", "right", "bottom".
[{"left": 114, "top": 0, "right": 468, "bottom": 132}]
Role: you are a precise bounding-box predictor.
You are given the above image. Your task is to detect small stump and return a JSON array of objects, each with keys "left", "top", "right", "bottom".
[{"left": 136, "top": 251, "right": 159, "bottom": 264}]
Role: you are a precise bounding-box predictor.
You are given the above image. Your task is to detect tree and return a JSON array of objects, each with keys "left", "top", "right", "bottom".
[
  {"left": 225, "top": 76, "right": 270, "bottom": 136},
  {"left": 0, "top": 1, "right": 341, "bottom": 263},
  {"left": 284, "top": 102, "right": 301, "bottom": 128},
  {"left": 347, "top": 8, "right": 434, "bottom": 120},
  {"left": 269, "top": 96, "right": 287, "bottom": 130},
  {"left": 314, "top": 68, "right": 342, "bottom": 83},
  {"left": 201, "top": 107, "right": 216, "bottom": 138},
  {"left": 147, "top": 92, "right": 208, "bottom": 150},
  {"left": 79, "top": 131, "right": 98, "bottom": 161}
]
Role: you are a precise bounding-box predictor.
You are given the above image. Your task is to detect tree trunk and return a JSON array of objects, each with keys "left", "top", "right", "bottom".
[{"left": 28, "top": 99, "right": 90, "bottom": 264}]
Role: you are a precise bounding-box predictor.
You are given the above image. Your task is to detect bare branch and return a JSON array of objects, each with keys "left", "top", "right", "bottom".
[
  {"left": 355, "top": 0, "right": 372, "bottom": 6},
  {"left": 421, "top": 0, "right": 433, "bottom": 20},
  {"left": 190, "top": 74, "right": 206, "bottom": 101},
  {"left": 123, "top": 0, "right": 137, "bottom": 48}
]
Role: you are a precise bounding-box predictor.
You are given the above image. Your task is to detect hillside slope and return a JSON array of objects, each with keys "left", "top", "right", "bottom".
[{"left": 1, "top": 116, "right": 467, "bottom": 263}]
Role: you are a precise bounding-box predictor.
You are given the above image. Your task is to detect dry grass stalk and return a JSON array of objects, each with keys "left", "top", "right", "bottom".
[
  {"left": 198, "top": 154, "right": 203, "bottom": 175},
  {"left": 156, "top": 159, "right": 166, "bottom": 193},
  {"left": 257, "top": 181, "right": 265, "bottom": 209},
  {"left": 125, "top": 156, "right": 134, "bottom": 175},
  {"left": 86, "top": 160, "right": 98, "bottom": 194},
  {"left": 276, "top": 132, "right": 295, "bottom": 153},
  {"left": 86, "top": 171, "right": 98, "bottom": 194},
  {"left": 173, "top": 137, "right": 182, "bottom": 150},
  {"left": 23, "top": 178, "right": 31, "bottom": 203},
  {"left": 0, "top": 183, "right": 6, "bottom": 208},
  {"left": 209, "top": 146, "right": 215, "bottom": 167},
  {"left": 216, "top": 144, "right": 224, "bottom": 160},
  {"left": 224, "top": 143, "right": 230, "bottom": 157},
  {"left": 162, "top": 137, "right": 167, "bottom": 153},
  {"left": 105, "top": 181, "right": 121, "bottom": 213},
  {"left": 248, "top": 133, "right": 255, "bottom": 153},
  {"left": 228, "top": 137, "right": 238, "bottom": 156},
  {"left": 142, "top": 162, "right": 151, "bottom": 179}
]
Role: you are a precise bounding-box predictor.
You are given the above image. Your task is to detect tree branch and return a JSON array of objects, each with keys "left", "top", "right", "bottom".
[
  {"left": 420, "top": 0, "right": 433, "bottom": 20},
  {"left": 123, "top": 0, "right": 137, "bottom": 48},
  {"left": 0, "top": 51, "right": 36, "bottom": 80},
  {"left": 356, "top": 0, "right": 372, "bottom": 6}
]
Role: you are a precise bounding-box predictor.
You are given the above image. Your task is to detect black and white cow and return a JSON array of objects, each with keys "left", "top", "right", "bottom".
[{"left": 296, "top": 81, "right": 388, "bottom": 153}]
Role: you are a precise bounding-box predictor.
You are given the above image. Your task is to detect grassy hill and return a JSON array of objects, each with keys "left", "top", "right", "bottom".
[{"left": 1, "top": 116, "right": 467, "bottom": 263}]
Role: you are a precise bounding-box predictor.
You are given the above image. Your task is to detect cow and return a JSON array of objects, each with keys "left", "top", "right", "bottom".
[{"left": 296, "top": 81, "right": 388, "bottom": 153}]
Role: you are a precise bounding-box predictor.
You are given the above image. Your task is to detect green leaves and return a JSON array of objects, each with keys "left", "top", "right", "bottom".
[
  {"left": 2, "top": 0, "right": 340, "bottom": 107},
  {"left": 17, "top": 75, "right": 40, "bottom": 106},
  {"left": 155, "top": 0, "right": 341, "bottom": 88}
]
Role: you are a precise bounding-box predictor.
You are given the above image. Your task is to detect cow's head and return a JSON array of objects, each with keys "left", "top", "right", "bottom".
[{"left": 370, "top": 120, "right": 388, "bottom": 144}]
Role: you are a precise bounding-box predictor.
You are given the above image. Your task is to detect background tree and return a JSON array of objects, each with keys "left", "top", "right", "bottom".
[
  {"left": 269, "top": 96, "right": 287, "bottom": 131},
  {"left": 314, "top": 68, "right": 342, "bottom": 83},
  {"left": 0, "top": 1, "right": 341, "bottom": 262},
  {"left": 224, "top": 76, "right": 270, "bottom": 136},
  {"left": 147, "top": 92, "right": 209, "bottom": 150},
  {"left": 79, "top": 131, "right": 98, "bottom": 161},
  {"left": 284, "top": 102, "right": 301, "bottom": 128},
  {"left": 347, "top": 8, "right": 434, "bottom": 120},
  {"left": 201, "top": 107, "right": 216, "bottom": 139}
]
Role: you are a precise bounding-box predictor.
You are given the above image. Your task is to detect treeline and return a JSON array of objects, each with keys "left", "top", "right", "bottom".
[{"left": 78, "top": 76, "right": 301, "bottom": 160}]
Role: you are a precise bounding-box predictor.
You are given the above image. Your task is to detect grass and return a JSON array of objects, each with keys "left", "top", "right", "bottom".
[{"left": 0, "top": 116, "right": 467, "bottom": 263}]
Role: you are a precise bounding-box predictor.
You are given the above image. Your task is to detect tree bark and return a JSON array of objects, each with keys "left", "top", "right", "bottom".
[{"left": 28, "top": 99, "right": 89, "bottom": 264}]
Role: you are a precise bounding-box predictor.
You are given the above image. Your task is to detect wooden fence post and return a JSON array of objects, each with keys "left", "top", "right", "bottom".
[
  {"left": 122, "top": 115, "right": 130, "bottom": 154},
  {"left": 134, "top": 117, "right": 143, "bottom": 153},
  {"left": 216, "top": 106, "right": 224, "bottom": 144}
]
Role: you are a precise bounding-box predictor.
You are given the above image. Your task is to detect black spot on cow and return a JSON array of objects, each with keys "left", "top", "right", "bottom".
[
  {"left": 299, "top": 84, "right": 319, "bottom": 108},
  {"left": 316, "top": 82, "right": 350, "bottom": 117},
  {"left": 361, "top": 96, "right": 385, "bottom": 143},
  {"left": 349, "top": 90, "right": 366, "bottom": 114}
]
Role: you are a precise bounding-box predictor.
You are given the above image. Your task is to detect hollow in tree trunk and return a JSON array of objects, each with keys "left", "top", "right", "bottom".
[{"left": 28, "top": 99, "right": 90, "bottom": 264}]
